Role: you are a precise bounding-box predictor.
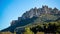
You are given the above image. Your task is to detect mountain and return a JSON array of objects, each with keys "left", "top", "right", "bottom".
[
  {"left": 22, "top": 5, "right": 60, "bottom": 19},
  {"left": 1, "top": 5, "right": 60, "bottom": 33},
  {"left": 10, "top": 5, "right": 60, "bottom": 26}
]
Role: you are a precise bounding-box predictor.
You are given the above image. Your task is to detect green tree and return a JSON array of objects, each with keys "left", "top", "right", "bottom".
[{"left": 24, "top": 27, "right": 34, "bottom": 34}]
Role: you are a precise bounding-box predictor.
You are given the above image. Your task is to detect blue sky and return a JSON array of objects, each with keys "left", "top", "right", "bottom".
[{"left": 0, "top": 0, "right": 60, "bottom": 30}]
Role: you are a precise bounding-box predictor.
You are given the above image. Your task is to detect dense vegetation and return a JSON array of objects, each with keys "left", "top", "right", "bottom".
[{"left": 23, "top": 20, "right": 60, "bottom": 34}]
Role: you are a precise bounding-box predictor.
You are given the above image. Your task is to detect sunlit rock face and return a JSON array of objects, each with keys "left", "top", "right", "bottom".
[{"left": 22, "top": 5, "right": 60, "bottom": 19}]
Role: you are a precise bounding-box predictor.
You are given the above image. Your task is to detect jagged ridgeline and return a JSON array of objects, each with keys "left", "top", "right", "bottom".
[{"left": 1, "top": 5, "right": 60, "bottom": 34}]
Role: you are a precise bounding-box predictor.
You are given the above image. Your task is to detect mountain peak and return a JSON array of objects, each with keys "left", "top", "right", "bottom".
[
  {"left": 42, "top": 5, "right": 48, "bottom": 8},
  {"left": 22, "top": 5, "right": 60, "bottom": 19}
]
